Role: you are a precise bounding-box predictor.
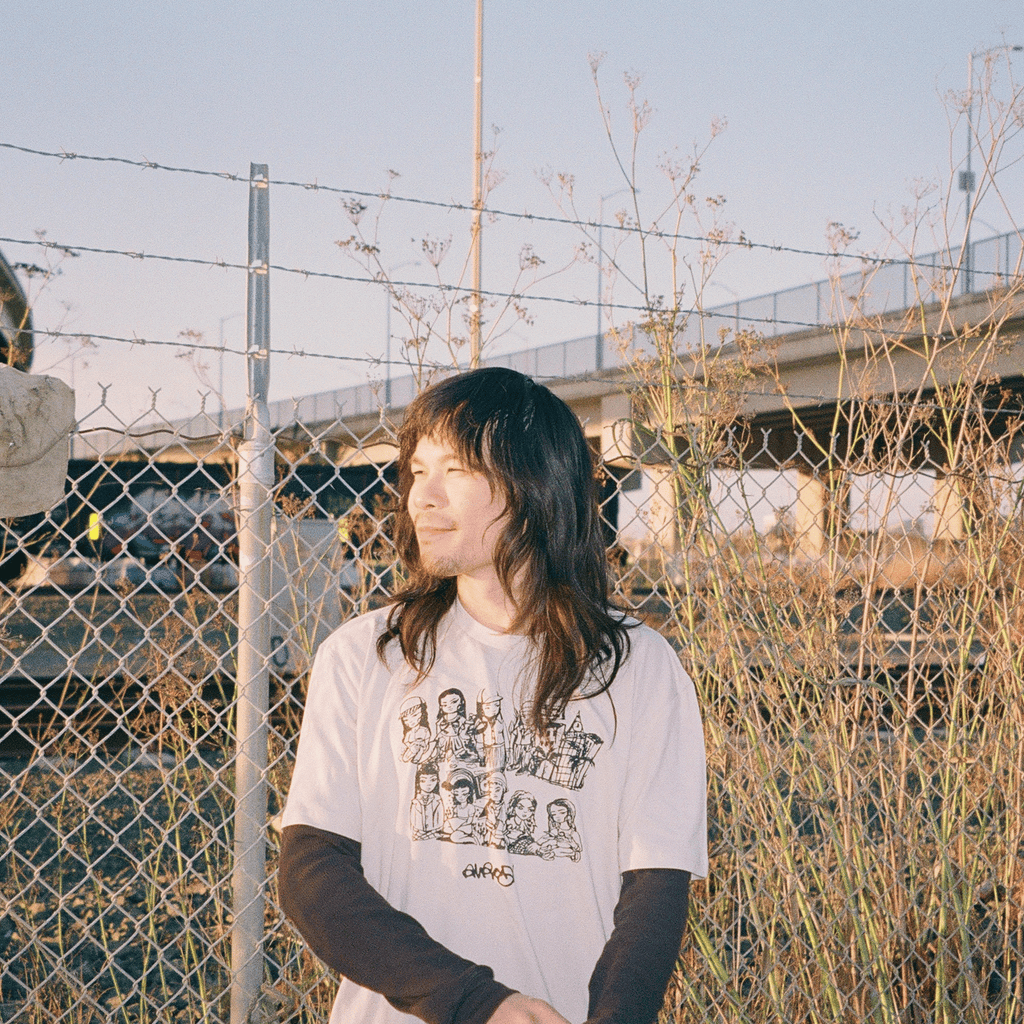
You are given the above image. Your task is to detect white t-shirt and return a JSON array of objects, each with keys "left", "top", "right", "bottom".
[{"left": 283, "top": 599, "right": 708, "bottom": 1024}]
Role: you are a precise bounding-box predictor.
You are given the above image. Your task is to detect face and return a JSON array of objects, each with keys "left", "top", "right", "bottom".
[
  {"left": 513, "top": 797, "right": 535, "bottom": 822},
  {"left": 550, "top": 804, "right": 568, "bottom": 826},
  {"left": 419, "top": 771, "right": 438, "bottom": 793},
  {"left": 408, "top": 433, "right": 506, "bottom": 583},
  {"left": 483, "top": 775, "right": 506, "bottom": 801},
  {"left": 439, "top": 692, "right": 461, "bottom": 718},
  {"left": 482, "top": 697, "right": 501, "bottom": 718}
]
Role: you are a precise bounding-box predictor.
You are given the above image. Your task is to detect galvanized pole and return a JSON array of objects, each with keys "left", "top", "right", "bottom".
[
  {"left": 962, "top": 51, "right": 975, "bottom": 296},
  {"left": 469, "top": 0, "right": 483, "bottom": 367},
  {"left": 230, "top": 162, "right": 274, "bottom": 1024},
  {"left": 959, "top": 45, "right": 1023, "bottom": 295}
]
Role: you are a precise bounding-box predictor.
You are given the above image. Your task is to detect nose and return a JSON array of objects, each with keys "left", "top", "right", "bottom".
[{"left": 410, "top": 472, "right": 445, "bottom": 510}]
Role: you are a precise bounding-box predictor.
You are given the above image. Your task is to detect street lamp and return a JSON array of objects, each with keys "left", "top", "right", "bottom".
[
  {"left": 596, "top": 187, "right": 630, "bottom": 370},
  {"left": 469, "top": 0, "right": 484, "bottom": 367},
  {"left": 384, "top": 262, "right": 420, "bottom": 409},
  {"left": 218, "top": 312, "right": 243, "bottom": 430},
  {"left": 959, "top": 44, "right": 1022, "bottom": 294}
]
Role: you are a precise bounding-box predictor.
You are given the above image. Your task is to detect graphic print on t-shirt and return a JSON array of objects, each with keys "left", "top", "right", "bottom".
[{"left": 399, "top": 688, "right": 602, "bottom": 859}]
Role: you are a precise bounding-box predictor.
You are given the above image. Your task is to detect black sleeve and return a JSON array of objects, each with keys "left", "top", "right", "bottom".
[
  {"left": 279, "top": 823, "right": 515, "bottom": 1024},
  {"left": 585, "top": 868, "right": 691, "bottom": 1024}
]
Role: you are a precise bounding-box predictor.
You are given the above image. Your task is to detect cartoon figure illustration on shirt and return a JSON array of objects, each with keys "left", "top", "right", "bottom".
[
  {"left": 399, "top": 696, "right": 433, "bottom": 764},
  {"left": 511, "top": 710, "right": 603, "bottom": 790},
  {"left": 474, "top": 771, "right": 508, "bottom": 848},
  {"left": 402, "top": 690, "right": 602, "bottom": 861},
  {"left": 410, "top": 764, "right": 443, "bottom": 840},
  {"left": 505, "top": 708, "right": 531, "bottom": 774},
  {"left": 472, "top": 689, "right": 508, "bottom": 770},
  {"left": 504, "top": 790, "right": 543, "bottom": 856},
  {"left": 537, "top": 799, "right": 582, "bottom": 862},
  {"left": 434, "top": 688, "right": 482, "bottom": 767},
  {"left": 442, "top": 770, "right": 480, "bottom": 844},
  {"left": 519, "top": 719, "right": 563, "bottom": 777}
]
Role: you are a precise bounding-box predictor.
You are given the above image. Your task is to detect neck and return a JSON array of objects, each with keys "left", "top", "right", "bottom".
[{"left": 457, "top": 572, "right": 519, "bottom": 632}]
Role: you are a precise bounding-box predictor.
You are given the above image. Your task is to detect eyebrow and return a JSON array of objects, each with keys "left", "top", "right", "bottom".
[{"left": 409, "top": 451, "right": 470, "bottom": 471}]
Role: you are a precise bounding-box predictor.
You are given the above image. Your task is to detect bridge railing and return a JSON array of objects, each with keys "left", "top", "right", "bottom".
[{"left": 248, "top": 229, "right": 1022, "bottom": 428}]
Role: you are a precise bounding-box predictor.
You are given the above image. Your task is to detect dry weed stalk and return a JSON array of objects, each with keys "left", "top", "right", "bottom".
[
  {"left": 334, "top": 151, "right": 579, "bottom": 388},
  {"left": 566, "top": 57, "right": 1024, "bottom": 1024}
]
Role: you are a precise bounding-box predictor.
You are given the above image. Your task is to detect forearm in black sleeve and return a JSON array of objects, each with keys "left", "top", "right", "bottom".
[
  {"left": 585, "top": 868, "right": 691, "bottom": 1024},
  {"left": 279, "top": 823, "right": 515, "bottom": 1024}
]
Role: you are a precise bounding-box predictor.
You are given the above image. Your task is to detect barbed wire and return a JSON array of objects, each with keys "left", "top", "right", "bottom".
[
  {"left": 36, "top": 328, "right": 385, "bottom": 366},
  {"left": 0, "top": 234, "right": 247, "bottom": 275},
  {"left": 0, "top": 231, "right": 824, "bottom": 328},
  {"left": 4, "top": 139, "right": 1017, "bottom": 276},
  {"left": 0, "top": 141, "right": 247, "bottom": 183},
  {"left": 29, "top": 313, "right": 970, "bottom": 376},
  {"left": 7, "top": 144, "right": 1024, "bottom": 427},
  {"left": 3, "top": 231, "right": 1010, "bottom": 348}
]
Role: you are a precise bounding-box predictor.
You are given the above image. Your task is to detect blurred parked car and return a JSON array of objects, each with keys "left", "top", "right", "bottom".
[{"left": 96, "top": 487, "right": 237, "bottom": 567}]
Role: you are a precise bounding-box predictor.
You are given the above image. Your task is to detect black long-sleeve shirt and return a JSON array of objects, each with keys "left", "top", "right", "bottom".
[{"left": 280, "top": 823, "right": 689, "bottom": 1024}]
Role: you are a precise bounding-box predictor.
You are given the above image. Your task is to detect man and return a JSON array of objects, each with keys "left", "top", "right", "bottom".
[{"left": 280, "top": 367, "right": 707, "bottom": 1024}]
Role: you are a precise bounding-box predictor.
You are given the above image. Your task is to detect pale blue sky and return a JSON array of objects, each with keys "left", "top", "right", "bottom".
[{"left": 4, "top": 1, "right": 1023, "bottom": 418}]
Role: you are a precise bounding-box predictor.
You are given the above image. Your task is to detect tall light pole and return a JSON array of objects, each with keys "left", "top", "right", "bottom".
[
  {"left": 218, "top": 312, "right": 243, "bottom": 430},
  {"left": 469, "top": 0, "right": 484, "bottom": 367},
  {"left": 384, "top": 261, "right": 420, "bottom": 409},
  {"left": 596, "top": 187, "right": 630, "bottom": 371},
  {"left": 959, "top": 44, "right": 1022, "bottom": 294}
]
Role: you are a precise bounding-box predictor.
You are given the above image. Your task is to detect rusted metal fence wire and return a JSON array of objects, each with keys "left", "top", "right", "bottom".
[
  {"left": 2, "top": 368, "right": 1023, "bottom": 1023},
  {"left": 3, "top": 160, "right": 1024, "bottom": 1024}
]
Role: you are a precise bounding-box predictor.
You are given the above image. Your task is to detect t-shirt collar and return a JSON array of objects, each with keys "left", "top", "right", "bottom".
[{"left": 450, "top": 595, "right": 528, "bottom": 652}]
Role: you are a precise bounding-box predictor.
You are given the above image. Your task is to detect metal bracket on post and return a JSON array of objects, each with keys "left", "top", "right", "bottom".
[{"left": 230, "top": 163, "right": 274, "bottom": 1024}]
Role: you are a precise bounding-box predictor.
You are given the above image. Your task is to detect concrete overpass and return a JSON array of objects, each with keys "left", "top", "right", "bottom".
[{"left": 79, "top": 229, "right": 1024, "bottom": 554}]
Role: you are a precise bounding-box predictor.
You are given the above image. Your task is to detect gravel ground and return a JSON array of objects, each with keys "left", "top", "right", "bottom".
[{"left": 0, "top": 748, "right": 307, "bottom": 1024}]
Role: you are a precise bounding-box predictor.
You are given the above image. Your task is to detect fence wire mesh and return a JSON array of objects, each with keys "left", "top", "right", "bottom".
[{"left": 2, "top": 367, "right": 1023, "bottom": 1024}]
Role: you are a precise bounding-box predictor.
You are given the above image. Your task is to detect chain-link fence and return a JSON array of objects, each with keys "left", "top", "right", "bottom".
[
  {"left": 3, "top": 132, "right": 1024, "bottom": 1024},
  {"left": 3, "top": 348, "right": 1024, "bottom": 1023},
  {"left": 0, "top": 392, "right": 395, "bottom": 1024}
]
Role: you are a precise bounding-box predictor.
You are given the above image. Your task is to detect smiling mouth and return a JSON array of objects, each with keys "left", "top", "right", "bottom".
[
  {"left": 415, "top": 525, "right": 455, "bottom": 544},
  {"left": 415, "top": 521, "right": 454, "bottom": 534}
]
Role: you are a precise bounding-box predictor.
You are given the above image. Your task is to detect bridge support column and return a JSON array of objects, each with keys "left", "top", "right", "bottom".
[
  {"left": 795, "top": 466, "right": 847, "bottom": 561},
  {"left": 646, "top": 466, "right": 682, "bottom": 557},
  {"left": 932, "top": 470, "right": 966, "bottom": 542},
  {"left": 795, "top": 471, "right": 825, "bottom": 560}
]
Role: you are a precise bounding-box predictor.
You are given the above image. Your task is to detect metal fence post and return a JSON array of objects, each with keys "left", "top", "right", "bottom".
[{"left": 230, "top": 162, "right": 274, "bottom": 1024}]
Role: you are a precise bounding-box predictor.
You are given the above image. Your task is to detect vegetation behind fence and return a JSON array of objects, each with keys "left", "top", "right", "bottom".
[
  {"left": 2, "top": 327, "right": 1024, "bottom": 1023},
  {"left": 3, "top": 55, "right": 1024, "bottom": 1022}
]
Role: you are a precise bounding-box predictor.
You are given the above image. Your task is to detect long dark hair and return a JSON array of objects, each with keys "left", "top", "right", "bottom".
[{"left": 376, "top": 367, "right": 631, "bottom": 733}]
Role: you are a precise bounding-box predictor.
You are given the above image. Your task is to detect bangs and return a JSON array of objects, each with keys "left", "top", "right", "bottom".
[
  {"left": 425, "top": 405, "right": 494, "bottom": 474},
  {"left": 399, "top": 375, "right": 518, "bottom": 477}
]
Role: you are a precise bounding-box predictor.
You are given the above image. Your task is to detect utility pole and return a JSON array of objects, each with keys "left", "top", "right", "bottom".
[
  {"left": 469, "top": 0, "right": 483, "bottom": 367},
  {"left": 384, "top": 261, "right": 420, "bottom": 408},
  {"left": 959, "top": 44, "right": 1023, "bottom": 294},
  {"left": 218, "top": 312, "right": 242, "bottom": 430}
]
